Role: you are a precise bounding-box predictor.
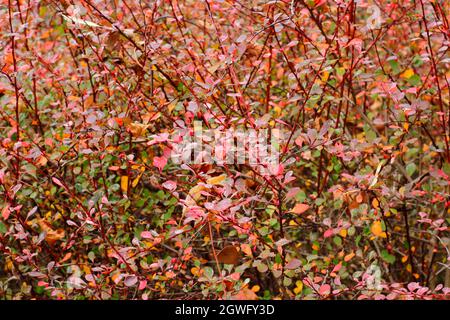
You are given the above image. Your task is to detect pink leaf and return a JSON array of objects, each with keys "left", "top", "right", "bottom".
[
  {"left": 153, "top": 156, "right": 167, "bottom": 173},
  {"left": 407, "top": 282, "right": 420, "bottom": 292},
  {"left": 324, "top": 229, "right": 334, "bottom": 238},
  {"left": 285, "top": 259, "right": 302, "bottom": 270},
  {"left": 141, "top": 231, "right": 153, "bottom": 239}
]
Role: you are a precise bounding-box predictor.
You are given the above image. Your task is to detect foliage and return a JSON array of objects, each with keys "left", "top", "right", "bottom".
[{"left": 0, "top": 0, "right": 449, "bottom": 300}]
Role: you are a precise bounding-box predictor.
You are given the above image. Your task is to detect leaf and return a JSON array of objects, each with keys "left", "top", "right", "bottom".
[
  {"left": 124, "top": 275, "right": 138, "bottom": 287},
  {"left": 324, "top": 229, "right": 334, "bottom": 238},
  {"left": 285, "top": 258, "right": 302, "bottom": 270},
  {"left": 206, "top": 174, "right": 227, "bottom": 185},
  {"left": 46, "top": 229, "right": 65, "bottom": 245},
  {"left": 38, "top": 219, "right": 65, "bottom": 245},
  {"left": 371, "top": 220, "right": 386, "bottom": 238},
  {"left": 407, "top": 74, "right": 421, "bottom": 86},
  {"left": 127, "top": 122, "right": 151, "bottom": 137},
  {"left": 344, "top": 252, "right": 355, "bottom": 262},
  {"left": 333, "top": 236, "right": 342, "bottom": 246},
  {"left": 443, "top": 162, "right": 450, "bottom": 175},
  {"left": 52, "top": 177, "right": 65, "bottom": 189},
  {"left": 162, "top": 180, "right": 177, "bottom": 191},
  {"left": 153, "top": 156, "right": 167, "bottom": 173},
  {"left": 293, "top": 280, "right": 303, "bottom": 295},
  {"left": 217, "top": 245, "right": 240, "bottom": 265},
  {"left": 400, "top": 68, "right": 415, "bottom": 79},
  {"left": 240, "top": 243, "right": 253, "bottom": 257},
  {"left": 120, "top": 176, "right": 129, "bottom": 194},
  {"left": 1, "top": 204, "right": 10, "bottom": 220},
  {"left": 138, "top": 280, "right": 147, "bottom": 290},
  {"left": 381, "top": 249, "right": 396, "bottom": 264},
  {"left": 291, "top": 203, "right": 310, "bottom": 214},
  {"left": 231, "top": 287, "right": 258, "bottom": 300},
  {"left": 132, "top": 172, "right": 144, "bottom": 188},
  {"left": 406, "top": 163, "right": 417, "bottom": 177},
  {"left": 141, "top": 231, "right": 153, "bottom": 239},
  {"left": 365, "top": 130, "right": 377, "bottom": 143},
  {"left": 319, "top": 284, "right": 331, "bottom": 296},
  {"left": 62, "top": 14, "right": 102, "bottom": 28},
  {"left": 0, "top": 221, "right": 7, "bottom": 234},
  {"left": 388, "top": 60, "right": 400, "bottom": 74}
]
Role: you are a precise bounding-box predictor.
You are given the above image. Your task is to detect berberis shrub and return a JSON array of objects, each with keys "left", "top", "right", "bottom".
[{"left": 0, "top": 0, "right": 449, "bottom": 300}]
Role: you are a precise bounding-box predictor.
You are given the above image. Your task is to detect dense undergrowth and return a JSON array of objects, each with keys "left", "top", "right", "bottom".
[{"left": 0, "top": 0, "right": 450, "bottom": 300}]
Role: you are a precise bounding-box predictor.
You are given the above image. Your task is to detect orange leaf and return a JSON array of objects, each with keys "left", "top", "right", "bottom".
[
  {"left": 291, "top": 203, "right": 310, "bottom": 214},
  {"left": 231, "top": 287, "right": 258, "bottom": 300},
  {"left": 217, "top": 245, "right": 240, "bottom": 265}
]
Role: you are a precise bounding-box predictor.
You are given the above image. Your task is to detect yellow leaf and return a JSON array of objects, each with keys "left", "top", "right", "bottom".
[
  {"left": 206, "top": 174, "right": 227, "bottom": 185},
  {"left": 339, "top": 229, "right": 347, "bottom": 238},
  {"left": 121, "top": 176, "right": 129, "bottom": 193},
  {"left": 142, "top": 112, "right": 160, "bottom": 124},
  {"left": 291, "top": 203, "right": 310, "bottom": 214},
  {"left": 403, "top": 122, "right": 409, "bottom": 131},
  {"left": 191, "top": 267, "right": 200, "bottom": 276},
  {"left": 371, "top": 220, "right": 386, "bottom": 238}
]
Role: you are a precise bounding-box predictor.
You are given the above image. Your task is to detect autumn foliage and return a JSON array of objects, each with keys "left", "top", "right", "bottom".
[{"left": 1, "top": 0, "right": 450, "bottom": 300}]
